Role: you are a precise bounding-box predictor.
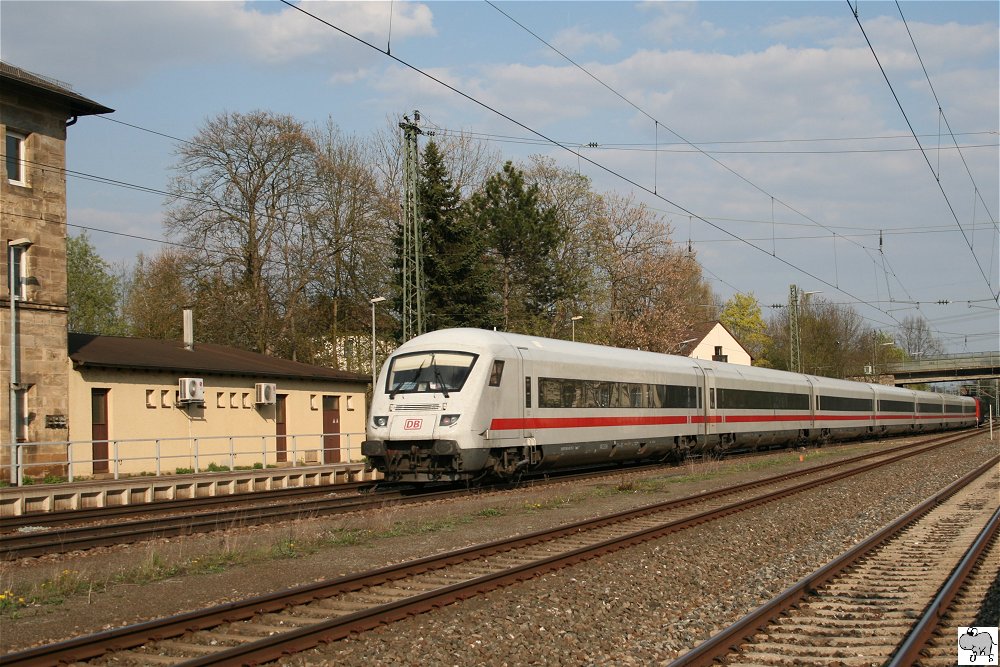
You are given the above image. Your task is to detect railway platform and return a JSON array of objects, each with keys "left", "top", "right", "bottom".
[{"left": 0, "top": 463, "right": 379, "bottom": 517}]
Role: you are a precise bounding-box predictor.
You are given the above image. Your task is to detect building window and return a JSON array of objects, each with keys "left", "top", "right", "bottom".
[
  {"left": 6, "top": 131, "right": 27, "bottom": 185},
  {"left": 346, "top": 395, "right": 355, "bottom": 411},
  {"left": 9, "top": 244, "right": 28, "bottom": 301},
  {"left": 216, "top": 392, "right": 226, "bottom": 409},
  {"left": 146, "top": 390, "right": 156, "bottom": 408}
]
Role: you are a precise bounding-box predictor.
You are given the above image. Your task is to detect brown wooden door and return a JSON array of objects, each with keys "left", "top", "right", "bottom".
[
  {"left": 322, "top": 396, "right": 341, "bottom": 464},
  {"left": 91, "top": 389, "right": 110, "bottom": 474},
  {"left": 275, "top": 394, "right": 287, "bottom": 463}
]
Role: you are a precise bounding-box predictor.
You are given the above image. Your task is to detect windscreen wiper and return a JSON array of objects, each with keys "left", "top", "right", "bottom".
[{"left": 430, "top": 354, "right": 450, "bottom": 398}]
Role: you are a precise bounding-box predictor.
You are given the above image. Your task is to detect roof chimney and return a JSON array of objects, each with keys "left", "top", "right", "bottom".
[{"left": 183, "top": 308, "right": 194, "bottom": 351}]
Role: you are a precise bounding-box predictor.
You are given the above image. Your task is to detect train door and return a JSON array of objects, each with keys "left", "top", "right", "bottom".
[
  {"left": 515, "top": 345, "right": 538, "bottom": 465},
  {"left": 515, "top": 345, "right": 534, "bottom": 441},
  {"left": 694, "top": 365, "right": 717, "bottom": 440},
  {"left": 805, "top": 377, "right": 817, "bottom": 428}
]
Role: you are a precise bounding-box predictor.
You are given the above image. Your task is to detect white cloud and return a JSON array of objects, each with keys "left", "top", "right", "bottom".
[
  {"left": 550, "top": 26, "right": 620, "bottom": 56},
  {"left": 637, "top": 2, "right": 724, "bottom": 44},
  {"left": 0, "top": 1, "right": 435, "bottom": 94}
]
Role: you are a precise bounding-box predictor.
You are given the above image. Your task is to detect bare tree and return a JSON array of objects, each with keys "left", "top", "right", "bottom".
[
  {"left": 166, "top": 110, "right": 320, "bottom": 355},
  {"left": 523, "top": 155, "right": 604, "bottom": 338},
  {"left": 122, "top": 249, "right": 196, "bottom": 340},
  {"left": 897, "top": 315, "right": 944, "bottom": 358},
  {"left": 593, "top": 192, "right": 713, "bottom": 352},
  {"left": 306, "top": 119, "right": 397, "bottom": 367}
]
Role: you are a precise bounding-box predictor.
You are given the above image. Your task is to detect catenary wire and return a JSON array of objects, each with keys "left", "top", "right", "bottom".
[
  {"left": 850, "top": 1, "right": 998, "bottom": 305},
  {"left": 277, "top": 0, "right": 910, "bottom": 334}
]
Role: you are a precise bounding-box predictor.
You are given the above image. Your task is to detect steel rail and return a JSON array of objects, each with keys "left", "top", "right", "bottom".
[
  {"left": 887, "top": 503, "right": 1000, "bottom": 666},
  {"left": 0, "top": 430, "right": 982, "bottom": 666},
  {"left": 0, "top": 481, "right": 372, "bottom": 530},
  {"left": 665, "top": 454, "right": 1000, "bottom": 667}
]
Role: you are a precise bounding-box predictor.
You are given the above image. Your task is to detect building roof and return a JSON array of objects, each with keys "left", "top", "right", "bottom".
[
  {"left": 674, "top": 321, "right": 751, "bottom": 359},
  {"left": 68, "top": 333, "right": 368, "bottom": 385},
  {"left": 674, "top": 321, "right": 720, "bottom": 356},
  {"left": 1, "top": 61, "right": 114, "bottom": 117}
]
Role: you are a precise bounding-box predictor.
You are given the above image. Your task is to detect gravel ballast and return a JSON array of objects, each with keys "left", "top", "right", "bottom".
[{"left": 1, "top": 434, "right": 997, "bottom": 665}]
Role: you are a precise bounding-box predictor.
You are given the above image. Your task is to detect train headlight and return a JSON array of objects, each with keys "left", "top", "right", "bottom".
[
  {"left": 373, "top": 415, "right": 388, "bottom": 427},
  {"left": 439, "top": 414, "right": 460, "bottom": 427}
]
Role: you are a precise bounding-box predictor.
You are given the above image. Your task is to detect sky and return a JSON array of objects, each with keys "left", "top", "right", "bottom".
[{"left": 3, "top": 1, "right": 998, "bottom": 354}]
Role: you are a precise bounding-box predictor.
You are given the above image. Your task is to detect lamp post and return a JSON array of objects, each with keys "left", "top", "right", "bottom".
[
  {"left": 571, "top": 315, "right": 583, "bottom": 342},
  {"left": 8, "top": 238, "right": 32, "bottom": 486},
  {"left": 370, "top": 297, "right": 386, "bottom": 390},
  {"left": 673, "top": 338, "right": 697, "bottom": 355},
  {"left": 871, "top": 333, "right": 895, "bottom": 381}
]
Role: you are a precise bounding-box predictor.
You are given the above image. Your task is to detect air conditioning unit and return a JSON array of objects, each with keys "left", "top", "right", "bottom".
[
  {"left": 178, "top": 377, "right": 205, "bottom": 403},
  {"left": 255, "top": 382, "right": 277, "bottom": 405}
]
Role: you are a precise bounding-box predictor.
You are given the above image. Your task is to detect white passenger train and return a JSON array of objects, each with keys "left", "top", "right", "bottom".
[{"left": 362, "top": 329, "right": 979, "bottom": 483}]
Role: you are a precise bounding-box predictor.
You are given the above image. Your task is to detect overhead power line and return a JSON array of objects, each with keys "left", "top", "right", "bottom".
[
  {"left": 850, "top": 0, "right": 999, "bottom": 306},
  {"left": 277, "top": 0, "right": 912, "bottom": 334}
]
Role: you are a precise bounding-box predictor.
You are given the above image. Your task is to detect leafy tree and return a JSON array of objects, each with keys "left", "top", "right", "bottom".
[
  {"left": 466, "top": 161, "right": 565, "bottom": 333},
  {"left": 66, "top": 232, "right": 128, "bottom": 335},
  {"left": 720, "top": 292, "right": 770, "bottom": 365},
  {"left": 764, "top": 292, "right": 871, "bottom": 377}
]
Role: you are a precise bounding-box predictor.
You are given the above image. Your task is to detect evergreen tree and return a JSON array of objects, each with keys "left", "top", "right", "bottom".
[
  {"left": 419, "top": 141, "right": 495, "bottom": 330},
  {"left": 466, "top": 161, "right": 565, "bottom": 332}
]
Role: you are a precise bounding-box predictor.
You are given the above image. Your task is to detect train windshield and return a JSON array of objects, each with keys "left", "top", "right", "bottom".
[{"left": 386, "top": 351, "right": 479, "bottom": 397}]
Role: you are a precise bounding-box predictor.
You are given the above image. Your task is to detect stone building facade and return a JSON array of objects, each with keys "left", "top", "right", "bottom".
[{"left": 1, "top": 62, "right": 113, "bottom": 480}]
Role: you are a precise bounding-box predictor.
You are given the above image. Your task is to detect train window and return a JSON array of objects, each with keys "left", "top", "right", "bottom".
[
  {"left": 878, "top": 399, "right": 913, "bottom": 412},
  {"left": 710, "top": 388, "right": 716, "bottom": 410},
  {"left": 917, "top": 402, "right": 943, "bottom": 413},
  {"left": 489, "top": 360, "right": 504, "bottom": 387},
  {"left": 387, "top": 351, "right": 479, "bottom": 395},
  {"left": 525, "top": 377, "right": 532, "bottom": 408},
  {"left": 819, "top": 396, "right": 873, "bottom": 412},
  {"left": 717, "top": 388, "right": 809, "bottom": 410}
]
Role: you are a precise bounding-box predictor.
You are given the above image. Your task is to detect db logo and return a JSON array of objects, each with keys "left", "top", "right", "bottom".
[{"left": 404, "top": 418, "right": 423, "bottom": 430}]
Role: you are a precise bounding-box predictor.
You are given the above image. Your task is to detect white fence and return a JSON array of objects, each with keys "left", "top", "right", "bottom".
[{"left": 2, "top": 431, "right": 367, "bottom": 485}]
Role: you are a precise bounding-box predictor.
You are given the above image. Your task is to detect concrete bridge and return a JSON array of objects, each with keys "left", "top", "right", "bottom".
[{"left": 884, "top": 352, "right": 999, "bottom": 385}]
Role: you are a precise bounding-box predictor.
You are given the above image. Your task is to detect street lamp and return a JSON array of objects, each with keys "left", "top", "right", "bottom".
[
  {"left": 673, "top": 338, "right": 697, "bottom": 355},
  {"left": 370, "top": 297, "right": 386, "bottom": 390},
  {"left": 8, "top": 238, "right": 32, "bottom": 486},
  {"left": 571, "top": 315, "right": 583, "bottom": 342}
]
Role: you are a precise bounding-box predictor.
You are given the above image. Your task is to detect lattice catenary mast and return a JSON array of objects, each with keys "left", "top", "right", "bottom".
[{"left": 399, "top": 111, "right": 426, "bottom": 340}]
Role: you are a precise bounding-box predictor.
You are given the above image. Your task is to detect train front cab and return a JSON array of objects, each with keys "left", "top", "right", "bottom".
[{"left": 363, "top": 345, "right": 492, "bottom": 482}]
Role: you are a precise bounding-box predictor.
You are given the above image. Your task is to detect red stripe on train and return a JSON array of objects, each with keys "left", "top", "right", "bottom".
[{"left": 489, "top": 415, "right": 688, "bottom": 431}]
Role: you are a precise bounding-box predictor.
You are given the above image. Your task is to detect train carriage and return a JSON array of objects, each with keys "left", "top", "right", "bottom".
[{"left": 362, "top": 329, "right": 978, "bottom": 483}]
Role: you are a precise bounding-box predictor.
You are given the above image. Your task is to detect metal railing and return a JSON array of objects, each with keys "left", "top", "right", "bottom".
[{"left": 1, "top": 431, "right": 366, "bottom": 485}]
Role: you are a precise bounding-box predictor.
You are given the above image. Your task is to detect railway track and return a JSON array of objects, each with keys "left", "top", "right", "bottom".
[
  {"left": 0, "top": 458, "right": 677, "bottom": 560},
  {"left": 669, "top": 454, "right": 999, "bottom": 667},
  {"left": 0, "top": 481, "right": 375, "bottom": 531},
  {"left": 0, "top": 430, "right": 986, "bottom": 666},
  {"left": 0, "top": 433, "right": 966, "bottom": 561}
]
